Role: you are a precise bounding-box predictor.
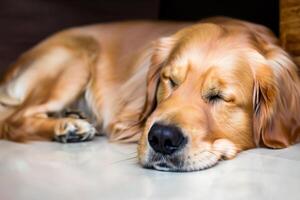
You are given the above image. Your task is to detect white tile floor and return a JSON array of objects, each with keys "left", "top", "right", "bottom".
[{"left": 0, "top": 137, "right": 300, "bottom": 200}]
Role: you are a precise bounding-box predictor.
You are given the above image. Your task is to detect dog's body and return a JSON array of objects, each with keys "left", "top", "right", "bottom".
[
  {"left": 0, "top": 21, "right": 190, "bottom": 142},
  {"left": 1, "top": 17, "right": 300, "bottom": 171}
]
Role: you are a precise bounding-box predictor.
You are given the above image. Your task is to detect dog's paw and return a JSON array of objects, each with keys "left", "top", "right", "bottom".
[
  {"left": 54, "top": 119, "right": 96, "bottom": 143},
  {"left": 63, "top": 110, "right": 87, "bottom": 119}
]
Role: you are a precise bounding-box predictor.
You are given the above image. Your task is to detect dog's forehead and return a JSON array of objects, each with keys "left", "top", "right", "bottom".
[{"left": 168, "top": 47, "right": 251, "bottom": 82}]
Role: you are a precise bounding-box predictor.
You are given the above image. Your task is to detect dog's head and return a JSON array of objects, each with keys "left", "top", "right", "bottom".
[{"left": 138, "top": 21, "right": 300, "bottom": 172}]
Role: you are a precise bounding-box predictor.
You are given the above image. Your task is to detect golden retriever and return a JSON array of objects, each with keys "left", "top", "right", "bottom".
[{"left": 1, "top": 17, "right": 300, "bottom": 172}]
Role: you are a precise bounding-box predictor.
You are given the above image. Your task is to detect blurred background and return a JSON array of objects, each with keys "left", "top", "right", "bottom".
[{"left": 0, "top": 0, "right": 279, "bottom": 76}]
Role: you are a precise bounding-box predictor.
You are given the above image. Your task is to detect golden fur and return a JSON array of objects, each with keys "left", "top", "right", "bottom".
[{"left": 1, "top": 17, "right": 300, "bottom": 171}]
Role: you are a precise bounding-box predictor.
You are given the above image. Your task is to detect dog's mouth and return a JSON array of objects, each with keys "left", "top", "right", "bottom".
[
  {"left": 152, "top": 161, "right": 176, "bottom": 171},
  {"left": 144, "top": 150, "right": 220, "bottom": 172},
  {"left": 147, "top": 158, "right": 183, "bottom": 172}
]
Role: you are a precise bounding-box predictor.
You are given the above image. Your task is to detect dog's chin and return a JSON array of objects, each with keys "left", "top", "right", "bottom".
[
  {"left": 152, "top": 162, "right": 176, "bottom": 172},
  {"left": 144, "top": 151, "right": 220, "bottom": 172}
]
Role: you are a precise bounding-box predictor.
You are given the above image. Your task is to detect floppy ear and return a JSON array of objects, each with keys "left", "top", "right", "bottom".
[
  {"left": 253, "top": 47, "right": 300, "bottom": 148},
  {"left": 139, "top": 37, "right": 176, "bottom": 121}
]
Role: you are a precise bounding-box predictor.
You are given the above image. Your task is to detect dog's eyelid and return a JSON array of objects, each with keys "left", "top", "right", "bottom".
[
  {"left": 222, "top": 94, "right": 235, "bottom": 103},
  {"left": 208, "top": 94, "right": 223, "bottom": 102},
  {"left": 159, "top": 74, "right": 178, "bottom": 88},
  {"left": 203, "top": 89, "right": 224, "bottom": 103},
  {"left": 169, "top": 78, "right": 177, "bottom": 88},
  {"left": 161, "top": 70, "right": 170, "bottom": 80}
]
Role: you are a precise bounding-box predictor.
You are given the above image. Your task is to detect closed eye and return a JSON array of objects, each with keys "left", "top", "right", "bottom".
[
  {"left": 204, "top": 91, "right": 224, "bottom": 103},
  {"left": 169, "top": 78, "right": 177, "bottom": 88},
  {"left": 207, "top": 94, "right": 223, "bottom": 102}
]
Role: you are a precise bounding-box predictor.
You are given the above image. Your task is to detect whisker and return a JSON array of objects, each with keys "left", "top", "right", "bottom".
[
  {"left": 126, "top": 151, "right": 138, "bottom": 155},
  {"left": 111, "top": 156, "right": 138, "bottom": 164}
]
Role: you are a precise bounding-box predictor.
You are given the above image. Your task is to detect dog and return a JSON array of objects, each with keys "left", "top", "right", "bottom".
[{"left": 1, "top": 17, "right": 300, "bottom": 172}]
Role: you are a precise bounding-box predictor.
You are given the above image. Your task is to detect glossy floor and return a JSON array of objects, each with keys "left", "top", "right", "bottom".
[{"left": 0, "top": 137, "right": 299, "bottom": 200}]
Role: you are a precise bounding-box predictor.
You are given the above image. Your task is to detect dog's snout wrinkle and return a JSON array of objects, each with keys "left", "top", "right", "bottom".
[{"left": 148, "top": 123, "right": 187, "bottom": 155}]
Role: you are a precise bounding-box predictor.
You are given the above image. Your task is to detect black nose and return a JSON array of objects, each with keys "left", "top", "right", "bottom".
[{"left": 148, "top": 123, "right": 187, "bottom": 155}]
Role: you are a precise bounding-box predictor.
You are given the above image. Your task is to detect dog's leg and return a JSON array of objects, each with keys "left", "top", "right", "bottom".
[
  {"left": 1, "top": 114, "right": 96, "bottom": 143},
  {"left": 1, "top": 77, "right": 97, "bottom": 143},
  {"left": 0, "top": 34, "right": 100, "bottom": 142},
  {"left": 0, "top": 59, "right": 96, "bottom": 143}
]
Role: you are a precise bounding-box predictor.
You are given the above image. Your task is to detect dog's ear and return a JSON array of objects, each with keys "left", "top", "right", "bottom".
[
  {"left": 253, "top": 46, "right": 300, "bottom": 148},
  {"left": 140, "top": 37, "right": 176, "bottom": 121}
]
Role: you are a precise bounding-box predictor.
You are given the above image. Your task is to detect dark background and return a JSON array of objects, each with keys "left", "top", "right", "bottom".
[{"left": 0, "top": 0, "right": 279, "bottom": 76}]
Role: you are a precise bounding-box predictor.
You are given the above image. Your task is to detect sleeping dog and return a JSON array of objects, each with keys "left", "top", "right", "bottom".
[{"left": 1, "top": 17, "right": 300, "bottom": 171}]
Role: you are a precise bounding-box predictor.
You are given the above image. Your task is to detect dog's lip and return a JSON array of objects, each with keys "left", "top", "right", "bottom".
[
  {"left": 143, "top": 150, "right": 220, "bottom": 172},
  {"left": 152, "top": 161, "right": 175, "bottom": 171},
  {"left": 144, "top": 151, "right": 185, "bottom": 171},
  {"left": 147, "top": 155, "right": 182, "bottom": 172}
]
